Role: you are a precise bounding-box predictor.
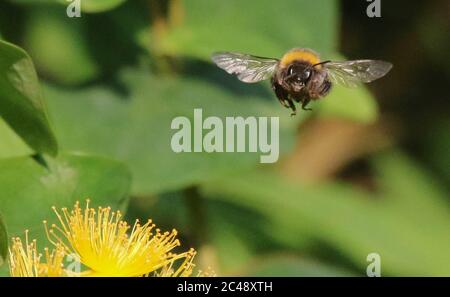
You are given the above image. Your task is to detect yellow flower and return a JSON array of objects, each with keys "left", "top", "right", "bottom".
[
  {"left": 9, "top": 231, "right": 66, "bottom": 277},
  {"left": 45, "top": 200, "right": 196, "bottom": 277}
]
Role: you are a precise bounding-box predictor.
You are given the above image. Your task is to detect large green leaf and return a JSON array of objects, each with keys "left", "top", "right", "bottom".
[
  {"left": 0, "top": 212, "right": 7, "bottom": 266},
  {"left": 0, "top": 40, "right": 58, "bottom": 156},
  {"left": 0, "top": 153, "right": 131, "bottom": 245},
  {"left": 201, "top": 151, "right": 450, "bottom": 276},
  {"left": 45, "top": 69, "right": 300, "bottom": 195}
]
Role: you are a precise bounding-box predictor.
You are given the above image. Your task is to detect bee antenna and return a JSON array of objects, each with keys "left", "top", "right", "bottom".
[{"left": 312, "top": 60, "right": 331, "bottom": 68}]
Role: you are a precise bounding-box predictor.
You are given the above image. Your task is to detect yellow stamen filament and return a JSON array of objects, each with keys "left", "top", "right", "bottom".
[
  {"left": 8, "top": 230, "right": 66, "bottom": 277},
  {"left": 155, "top": 248, "right": 197, "bottom": 277}
]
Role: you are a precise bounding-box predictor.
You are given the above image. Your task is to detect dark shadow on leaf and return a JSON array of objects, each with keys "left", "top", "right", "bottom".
[
  {"left": 305, "top": 238, "right": 364, "bottom": 276},
  {"left": 206, "top": 199, "right": 283, "bottom": 252}
]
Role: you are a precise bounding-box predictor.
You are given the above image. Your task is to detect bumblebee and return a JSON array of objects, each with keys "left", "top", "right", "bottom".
[{"left": 212, "top": 48, "right": 392, "bottom": 115}]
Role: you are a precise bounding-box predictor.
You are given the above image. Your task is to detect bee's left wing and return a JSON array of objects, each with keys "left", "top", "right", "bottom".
[
  {"left": 211, "top": 52, "right": 279, "bottom": 83},
  {"left": 325, "top": 60, "right": 393, "bottom": 88}
]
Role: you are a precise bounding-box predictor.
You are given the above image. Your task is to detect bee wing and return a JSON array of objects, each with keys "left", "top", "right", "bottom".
[
  {"left": 211, "top": 52, "right": 279, "bottom": 83},
  {"left": 325, "top": 60, "right": 393, "bottom": 88}
]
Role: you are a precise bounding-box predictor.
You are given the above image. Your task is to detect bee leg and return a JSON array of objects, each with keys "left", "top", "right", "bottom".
[
  {"left": 301, "top": 99, "right": 312, "bottom": 111},
  {"left": 288, "top": 100, "right": 297, "bottom": 116},
  {"left": 272, "top": 80, "right": 294, "bottom": 112},
  {"left": 279, "top": 98, "right": 290, "bottom": 109}
]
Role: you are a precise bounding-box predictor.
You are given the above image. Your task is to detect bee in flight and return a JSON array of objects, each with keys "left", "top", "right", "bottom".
[{"left": 211, "top": 48, "right": 392, "bottom": 115}]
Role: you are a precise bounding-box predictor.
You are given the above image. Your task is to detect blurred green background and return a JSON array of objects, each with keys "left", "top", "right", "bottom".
[{"left": 0, "top": 0, "right": 449, "bottom": 276}]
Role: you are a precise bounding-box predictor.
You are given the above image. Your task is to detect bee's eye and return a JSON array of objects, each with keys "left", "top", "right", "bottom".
[
  {"left": 288, "top": 66, "right": 295, "bottom": 76},
  {"left": 304, "top": 69, "right": 311, "bottom": 79}
]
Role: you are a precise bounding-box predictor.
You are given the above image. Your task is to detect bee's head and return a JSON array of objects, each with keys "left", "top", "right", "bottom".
[{"left": 285, "top": 62, "right": 312, "bottom": 91}]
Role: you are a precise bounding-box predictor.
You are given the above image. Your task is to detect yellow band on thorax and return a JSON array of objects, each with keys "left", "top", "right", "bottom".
[{"left": 280, "top": 49, "right": 321, "bottom": 67}]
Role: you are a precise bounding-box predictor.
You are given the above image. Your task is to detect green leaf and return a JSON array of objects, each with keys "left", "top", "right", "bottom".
[
  {"left": 0, "top": 153, "right": 131, "bottom": 245},
  {"left": 0, "top": 212, "right": 7, "bottom": 266},
  {"left": 45, "top": 69, "right": 300, "bottom": 195},
  {"left": 0, "top": 39, "right": 58, "bottom": 156},
  {"left": 0, "top": 117, "right": 32, "bottom": 159},
  {"left": 158, "top": 0, "right": 338, "bottom": 59},
  {"left": 201, "top": 152, "right": 450, "bottom": 276}
]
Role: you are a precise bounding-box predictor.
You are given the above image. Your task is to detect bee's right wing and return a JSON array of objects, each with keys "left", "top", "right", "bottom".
[
  {"left": 325, "top": 60, "right": 393, "bottom": 88},
  {"left": 211, "top": 52, "right": 279, "bottom": 83}
]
